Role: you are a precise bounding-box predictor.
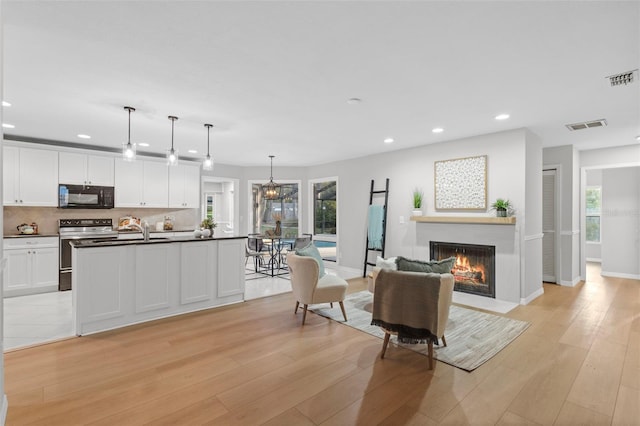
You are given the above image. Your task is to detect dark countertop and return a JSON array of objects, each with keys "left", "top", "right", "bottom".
[
  {"left": 71, "top": 234, "right": 247, "bottom": 248},
  {"left": 4, "top": 233, "right": 59, "bottom": 238}
]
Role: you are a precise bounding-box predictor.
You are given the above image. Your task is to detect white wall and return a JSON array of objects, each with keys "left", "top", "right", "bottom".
[
  {"left": 306, "top": 128, "right": 541, "bottom": 303},
  {"left": 601, "top": 167, "right": 640, "bottom": 279},
  {"left": 579, "top": 145, "right": 640, "bottom": 278},
  {"left": 522, "top": 130, "right": 543, "bottom": 302},
  {"left": 0, "top": 1, "right": 8, "bottom": 420}
]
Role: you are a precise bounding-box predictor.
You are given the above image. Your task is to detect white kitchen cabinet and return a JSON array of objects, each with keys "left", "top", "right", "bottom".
[
  {"left": 3, "top": 146, "right": 59, "bottom": 206},
  {"left": 114, "top": 159, "right": 168, "bottom": 208},
  {"left": 217, "top": 238, "right": 245, "bottom": 297},
  {"left": 59, "top": 152, "right": 114, "bottom": 186},
  {"left": 169, "top": 164, "right": 200, "bottom": 208},
  {"left": 180, "top": 241, "right": 215, "bottom": 304},
  {"left": 3, "top": 237, "right": 59, "bottom": 297},
  {"left": 73, "top": 237, "right": 246, "bottom": 335}
]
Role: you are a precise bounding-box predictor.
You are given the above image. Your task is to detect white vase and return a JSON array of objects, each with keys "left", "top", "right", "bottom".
[{"left": 411, "top": 209, "right": 423, "bottom": 217}]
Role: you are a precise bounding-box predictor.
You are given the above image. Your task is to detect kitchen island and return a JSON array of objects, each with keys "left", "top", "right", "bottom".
[{"left": 71, "top": 235, "right": 247, "bottom": 335}]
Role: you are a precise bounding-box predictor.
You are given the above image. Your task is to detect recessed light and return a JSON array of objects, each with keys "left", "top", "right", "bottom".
[
  {"left": 2, "top": 101, "right": 11, "bottom": 107},
  {"left": 495, "top": 113, "right": 510, "bottom": 120},
  {"left": 138, "top": 143, "right": 149, "bottom": 147},
  {"left": 384, "top": 138, "right": 394, "bottom": 144},
  {"left": 2, "top": 123, "right": 15, "bottom": 129},
  {"left": 636, "top": 135, "right": 640, "bottom": 141},
  {"left": 77, "top": 134, "right": 91, "bottom": 139},
  {"left": 432, "top": 127, "right": 444, "bottom": 133},
  {"left": 347, "top": 98, "right": 362, "bottom": 105},
  {"left": 188, "top": 150, "right": 198, "bottom": 154}
]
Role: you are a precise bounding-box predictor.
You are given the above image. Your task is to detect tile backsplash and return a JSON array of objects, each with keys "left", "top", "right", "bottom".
[{"left": 4, "top": 206, "right": 199, "bottom": 235}]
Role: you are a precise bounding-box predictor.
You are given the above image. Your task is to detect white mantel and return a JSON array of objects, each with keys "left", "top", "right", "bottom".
[
  {"left": 410, "top": 216, "right": 516, "bottom": 225},
  {"left": 414, "top": 221, "right": 521, "bottom": 304}
]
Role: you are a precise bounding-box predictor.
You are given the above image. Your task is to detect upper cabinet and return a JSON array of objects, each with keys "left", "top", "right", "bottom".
[
  {"left": 3, "top": 146, "right": 59, "bottom": 206},
  {"left": 59, "top": 152, "right": 114, "bottom": 186},
  {"left": 114, "top": 159, "right": 169, "bottom": 208},
  {"left": 169, "top": 164, "right": 200, "bottom": 208}
]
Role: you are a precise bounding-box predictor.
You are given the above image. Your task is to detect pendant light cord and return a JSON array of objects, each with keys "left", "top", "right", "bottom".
[{"left": 168, "top": 116, "right": 178, "bottom": 151}]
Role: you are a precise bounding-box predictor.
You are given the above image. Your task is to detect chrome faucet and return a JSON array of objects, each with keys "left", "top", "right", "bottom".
[{"left": 127, "top": 221, "right": 150, "bottom": 242}]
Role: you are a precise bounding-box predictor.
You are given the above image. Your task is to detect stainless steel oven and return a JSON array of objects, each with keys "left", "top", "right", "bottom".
[{"left": 59, "top": 218, "right": 118, "bottom": 291}]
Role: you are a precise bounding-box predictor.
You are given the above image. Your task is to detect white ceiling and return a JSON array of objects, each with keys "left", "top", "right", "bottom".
[{"left": 2, "top": 1, "right": 639, "bottom": 167}]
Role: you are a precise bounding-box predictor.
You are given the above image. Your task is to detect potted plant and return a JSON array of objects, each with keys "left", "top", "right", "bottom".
[
  {"left": 491, "top": 198, "right": 511, "bottom": 217},
  {"left": 412, "top": 188, "right": 424, "bottom": 216},
  {"left": 200, "top": 217, "right": 217, "bottom": 236}
]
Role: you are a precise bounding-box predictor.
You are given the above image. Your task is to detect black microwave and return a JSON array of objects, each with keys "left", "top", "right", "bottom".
[{"left": 59, "top": 184, "right": 115, "bottom": 209}]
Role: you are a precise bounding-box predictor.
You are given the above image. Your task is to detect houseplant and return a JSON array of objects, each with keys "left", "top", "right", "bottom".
[
  {"left": 200, "top": 217, "right": 217, "bottom": 236},
  {"left": 491, "top": 198, "right": 511, "bottom": 217},
  {"left": 412, "top": 188, "right": 424, "bottom": 216}
]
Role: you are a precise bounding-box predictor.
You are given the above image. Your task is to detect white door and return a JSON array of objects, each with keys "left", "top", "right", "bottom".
[
  {"left": 58, "top": 152, "right": 88, "bottom": 184},
  {"left": 3, "top": 146, "right": 20, "bottom": 205},
  {"left": 87, "top": 155, "right": 115, "bottom": 186},
  {"left": 143, "top": 161, "right": 169, "bottom": 207},
  {"left": 31, "top": 247, "right": 60, "bottom": 288},
  {"left": 19, "top": 148, "right": 59, "bottom": 206},
  {"left": 115, "top": 159, "right": 144, "bottom": 207},
  {"left": 542, "top": 169, "right": 557, "bottom": 283}
]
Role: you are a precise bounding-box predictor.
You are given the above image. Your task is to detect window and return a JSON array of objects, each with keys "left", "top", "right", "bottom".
[
  {"left": 311, "top": 179, "right": 337, "bottom": 261},
  {"left": 251, "top": 183, "right": 299, "bottom": 238},
  {"left": 585, "top": 186, "right": 601, "bottom": 243},
  {"left": 313, "top": 180, "right": 336, "bottom": 236}
]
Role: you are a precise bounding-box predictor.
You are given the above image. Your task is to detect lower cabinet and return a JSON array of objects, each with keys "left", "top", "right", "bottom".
[
  {"left": 3, "top": 237, "right": 59, "bottom": 297},
  {"left": 73, "top": 237, "right": 246, "bottom": 335}
]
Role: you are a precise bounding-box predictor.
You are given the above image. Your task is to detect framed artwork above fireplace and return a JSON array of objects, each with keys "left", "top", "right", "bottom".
[{"left": 434, "top": 155, "right": 487, "bottom": 210}]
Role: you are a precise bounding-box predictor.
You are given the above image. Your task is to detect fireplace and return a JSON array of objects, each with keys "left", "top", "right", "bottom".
[{"left": 430, "top": 241, "right": 495, "bottom": 298}]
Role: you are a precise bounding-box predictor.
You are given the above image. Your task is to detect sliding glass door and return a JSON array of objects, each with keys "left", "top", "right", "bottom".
[
  {"left": 251, "top": 182, "right": 299, "bottom": 238},
  {"left": 310, "top": 178, "right": 337, "bottom": 261}
]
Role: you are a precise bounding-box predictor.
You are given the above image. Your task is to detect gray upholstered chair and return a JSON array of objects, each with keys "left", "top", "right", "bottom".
[
  {"left": 372, "top": 269, "right": 454, "bottom": 369},
  {"left": 287, "top": 253, "right": 348, "bottom": 325}
]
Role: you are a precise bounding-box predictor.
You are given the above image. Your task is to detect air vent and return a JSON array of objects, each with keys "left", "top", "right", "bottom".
[
  {"left": 606, "top": 69, "right": 638, "bottom": 86},
  {"left": 565, "top": 119, "right": 608, "bottom": 131}
]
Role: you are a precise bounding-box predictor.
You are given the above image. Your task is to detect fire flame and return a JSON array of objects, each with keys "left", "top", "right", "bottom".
[{"left": 452, "top": 253, "right": 486, "bottom": 284}]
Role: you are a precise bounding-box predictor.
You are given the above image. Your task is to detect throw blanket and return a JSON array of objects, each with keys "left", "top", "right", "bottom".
[
  {"left": 367, "top": 205, "right": 385, "bottom": 250},
  {"left": 371, "top": 269, "right": 442, "bottom": 344}
]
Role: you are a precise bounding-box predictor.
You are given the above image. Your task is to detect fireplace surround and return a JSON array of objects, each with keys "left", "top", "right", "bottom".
[{"left": 430, "top": 241, "right": 495, "bottom": 298}]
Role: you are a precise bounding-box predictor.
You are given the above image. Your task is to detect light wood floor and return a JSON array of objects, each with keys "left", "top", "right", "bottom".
[{"left": 4, "top": 263, "right": 639, "bottom": 425}]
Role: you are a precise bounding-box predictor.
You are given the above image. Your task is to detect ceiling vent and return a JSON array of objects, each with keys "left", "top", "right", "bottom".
[
  {"left": 565, "top": 119, "right": 608, "bottom": 131},
  {"left": 606, "top": 69, "right": 638, "bottom": 86}
]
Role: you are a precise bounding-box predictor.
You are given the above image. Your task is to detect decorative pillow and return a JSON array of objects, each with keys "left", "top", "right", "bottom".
[
  {"left": 376, "top": 256, "right": 398, "bottom": 270},
  {"left": 395, "top": 256, "right": 456, "bottom": 274},
  {"left": 295, "top": 243, "right": 326, "bottom": 277}
]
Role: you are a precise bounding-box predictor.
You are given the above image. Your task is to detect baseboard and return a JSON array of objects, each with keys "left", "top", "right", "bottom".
[
  {"left": 1, "top": 394, "right": 8, "bottom": 426},
  {"left": 600, "top": 271, "right": 640, "bottom": 280},
  {"left": 520, "top": 287, "right": 544, "bottom": 305},
  {"left": 559, "top": 276, "right": 582, "bottom": 287}
]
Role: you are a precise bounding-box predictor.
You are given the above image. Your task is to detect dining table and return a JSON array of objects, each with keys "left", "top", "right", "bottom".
[{"left": 260, "top": 236, "right": 294, "bottom": 277}]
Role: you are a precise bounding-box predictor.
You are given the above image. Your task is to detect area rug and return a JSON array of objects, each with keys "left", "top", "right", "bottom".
[{"left": 310, "top": 291, "right": 530, "bottom": 371}]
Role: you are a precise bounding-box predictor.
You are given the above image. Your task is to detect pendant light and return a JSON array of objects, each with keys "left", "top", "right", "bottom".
[
  {"left": 167, "top": 115, "right": 179, "bottom": 166},
  {"left": 122, "top": 106, "right": 136, "bottom": 161},
  {"left": 262, "top": 155, "right": 281, "bottom": 200},
  {"left": 203, "top": 123, "right": 214, "bottom": 171}
]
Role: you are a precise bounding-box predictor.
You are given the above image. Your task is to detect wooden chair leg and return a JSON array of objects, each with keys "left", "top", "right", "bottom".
[
  {"left": 441, "top": 335, "right": 447, "bottom": 347},
  {"left": 339, "top": 301, "right": 347, "bottom": 321},
  {"left": 330, "top": 302, "right": 333, "bottom": 308},
  {"left": 381, "top": 332, "right": 391, "bottom": 359},
  {"left": 427, "top": 341, "right": 434, "bottom": 370},
  {"left": 301, "top": 304, "right": 308, "bottom": 325},
  {"left": 294, "top": 301, "right": 299, "bottom": 314}
]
